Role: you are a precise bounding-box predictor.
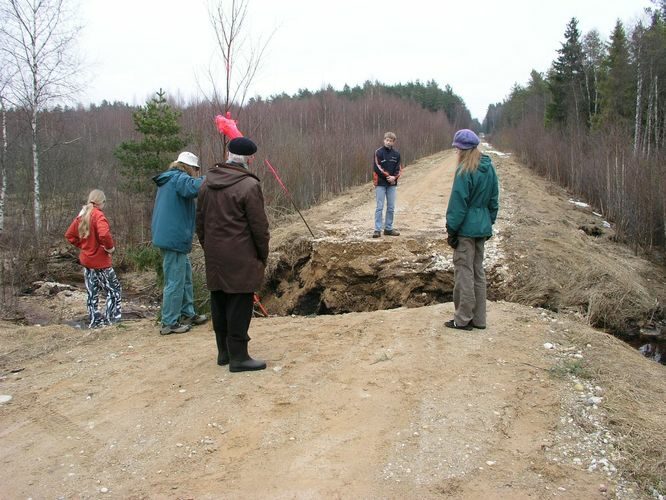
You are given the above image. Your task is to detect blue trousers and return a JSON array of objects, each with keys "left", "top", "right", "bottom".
[
  {"left": 375, "top": 185, "right": 397, "bottom": 231},
  {"left": 160, "top": 249, "right": 196, "bottom": 326}
]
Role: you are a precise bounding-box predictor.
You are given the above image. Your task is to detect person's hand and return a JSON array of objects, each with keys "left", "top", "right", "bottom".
[
  {"left": 445, "top": 224, "right": 458, "bottom": 248},
  {"left": 387, "top": 175, "right": 396, "bottom": 184}
]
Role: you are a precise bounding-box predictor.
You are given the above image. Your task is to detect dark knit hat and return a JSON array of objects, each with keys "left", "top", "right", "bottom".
[
  {"left": 452, "top": 129, "right": 480, "bottom": 150},
  {"left": 228, "top": 137, "right": 257, "bottom": 156}
]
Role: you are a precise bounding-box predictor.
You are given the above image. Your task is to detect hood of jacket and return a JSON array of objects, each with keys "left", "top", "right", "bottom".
[
  {"left": 206, "top": 162, "right": 260, "bottom": 189},
  {"left": 152, "top": 169, "right": 180, "bottom": 187},
  {"left": 477, "top": 154, "right": 492, "bottom": 174}
]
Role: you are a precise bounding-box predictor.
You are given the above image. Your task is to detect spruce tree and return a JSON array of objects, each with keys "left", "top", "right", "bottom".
[
  {"left": 114, "top": 89, "right": 188, "bottom": 193},
  {"left": 598, "top": 20, "right": 634, "bottom": 126},
  {"left": 545, "top": 18, "right": 589, "bottom": 128}
]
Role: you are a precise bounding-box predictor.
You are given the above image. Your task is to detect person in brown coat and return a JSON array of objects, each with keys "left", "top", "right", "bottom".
[{"left": 196, "top": 137, "right": 270, "bottom": 372}]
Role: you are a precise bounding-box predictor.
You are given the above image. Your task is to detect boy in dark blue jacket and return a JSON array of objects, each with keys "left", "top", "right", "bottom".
[{"left": 372, "top": 132, "right": 403, "bottom": 238}]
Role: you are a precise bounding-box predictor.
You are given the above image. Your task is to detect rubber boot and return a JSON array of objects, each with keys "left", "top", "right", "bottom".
[
  {"left": 215, "top": 330, "right": 229, "bottom": 366},
  {"left": 217, "top": 351, "right": 230, "bottom": 366},
  {"left": 228, "top": 338, "right": 266, "bottom": 373}
]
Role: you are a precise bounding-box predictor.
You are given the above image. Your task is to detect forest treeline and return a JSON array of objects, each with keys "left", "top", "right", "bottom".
[
  {"left": 485, "top": 3, "right": 666, "bottom": 251},
  {"left": 0, "top": 80, "right": 466, "bottom": 306}
]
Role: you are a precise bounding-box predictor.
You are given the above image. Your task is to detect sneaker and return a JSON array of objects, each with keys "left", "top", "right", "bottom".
[
  {"left": 181, "top": 314, "right": 208, "bottom": 326},
  {"left": 372, "top": 230, "right": 381, "bottom": 238},
  {"left": 160, "top": 323, "right": 191, "bottom": 335},
  {"left": 384, "top": 229, "right": 400, "bottom": 236},
  {"left": 444, "top": 319, "right": 473, "bottom": 331}
]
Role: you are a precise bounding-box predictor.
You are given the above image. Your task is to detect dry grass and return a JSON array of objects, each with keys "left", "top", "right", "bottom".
[
  {"left": 574, "top": 328, "right": 666, "bottom": 494},
  {"left": 495, "top": 153, "right": 666, "bottom": 494},
  {"left": 503, "top": 228, "right": 662, "bottom": 335}
]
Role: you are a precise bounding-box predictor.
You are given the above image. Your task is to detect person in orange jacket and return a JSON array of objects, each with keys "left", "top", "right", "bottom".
[{"left": 65, "top": 189, "right": 122, "bottom": 328}]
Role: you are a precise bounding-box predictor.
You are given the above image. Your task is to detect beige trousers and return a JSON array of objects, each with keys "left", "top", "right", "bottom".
[{"left": 453, "top": 237, "right": 487, "bottom": 327}]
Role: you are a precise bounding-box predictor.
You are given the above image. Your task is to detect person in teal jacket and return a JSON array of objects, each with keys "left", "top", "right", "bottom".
[
  {"left": 152, "top": 151, "right": 209, "bottom": 335},
  {"left": 444, "top": 129, "right": 499, "bottom": 331}
]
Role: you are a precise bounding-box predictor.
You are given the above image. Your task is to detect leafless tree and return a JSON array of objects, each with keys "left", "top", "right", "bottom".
[
  {"left": 0, "top": 15, "right": 14, "bottom": 235},
  {"left": 583, "top": 29, "right": 603, "bottom": 121},
  {"left": 0, "top": 84, "right": 8, "bottom": 234},
  {"left": 0, "top": 0, "right": 83, "bottom": 233},
  {"left": 204, "top": 0, "right": 273, "bottom": 150}
]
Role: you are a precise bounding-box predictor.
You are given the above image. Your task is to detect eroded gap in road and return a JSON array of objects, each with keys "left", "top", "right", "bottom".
[
  {"left": 260, "top": 236, "right": 666, "bottom": 364},
  {"left": 260, "top": 235, "right": 505, "bottom": 317}
]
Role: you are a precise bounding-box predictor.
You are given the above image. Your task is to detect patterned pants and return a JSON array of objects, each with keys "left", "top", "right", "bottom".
[{"left": 84, "top": 267, "right": 122, "bottom": 328}]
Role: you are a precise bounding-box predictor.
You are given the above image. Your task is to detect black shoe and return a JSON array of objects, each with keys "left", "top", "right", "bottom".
[
  {"left": 160, "top": 323, "right": 191, "bottom": 335},
  {"left": 229, "top": 358, "right": 267, "bottom": 372},
  {"left": 372, "top": 230, "right": 381, "bottom": 238},
  {"left": 217, "top": 351, "right": 230, "bottom": 366},
  {"left": 471, "top": 323, "right": 486, "bottom": 330},
  {"left": 181, "top": 314, "right": 208, "bottom": 326},
  {"left": 444, "top": 319, "right": 473, "bottom": 331},
  {"left": 384, "top": 229, "right": 400, "bottom": 236}
]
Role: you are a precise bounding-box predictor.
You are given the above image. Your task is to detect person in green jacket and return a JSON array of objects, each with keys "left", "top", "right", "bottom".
[{"left": 444, "top": 129, "right": 499, "bottom": 330}]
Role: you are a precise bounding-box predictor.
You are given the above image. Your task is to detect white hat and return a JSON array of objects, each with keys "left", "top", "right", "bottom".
[{"left": 176, "top": 151, "right": 200, "bottom": 168}]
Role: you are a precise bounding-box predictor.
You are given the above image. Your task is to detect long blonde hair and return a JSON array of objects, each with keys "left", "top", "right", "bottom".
[
  {"left": 457, "top": 148, "right": 482, "bottom": 174},
  {"left": 169, "top": 161, "right": 198, "bottom": 177},
  {"left": 78, "top": 189, "right": 106, "bottom": 239}
]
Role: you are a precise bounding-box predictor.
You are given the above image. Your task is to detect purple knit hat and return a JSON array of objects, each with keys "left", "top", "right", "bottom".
[{"left": 452, "top": 129, "right": 480, "bottom": 150}]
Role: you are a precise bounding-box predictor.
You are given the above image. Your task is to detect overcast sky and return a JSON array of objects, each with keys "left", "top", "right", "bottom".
[{"left": 78, "top": 0, "right": 653, "bottom": 120}]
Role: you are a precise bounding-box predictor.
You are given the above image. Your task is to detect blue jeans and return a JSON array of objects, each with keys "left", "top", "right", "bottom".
[
  {"left": 160, "top": 249, "right": 196, "bottom": 326},
  {"left": 375, "top": 185, "right": 397, "bottom": 231}
]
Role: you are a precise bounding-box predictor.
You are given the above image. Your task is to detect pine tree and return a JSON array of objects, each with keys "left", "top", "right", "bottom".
[
  {"left": 545, "top": 18, "right": 589, "bottom": 128},
  {"left": 114, "top": 89, "right": 188, "bottom": 193}
]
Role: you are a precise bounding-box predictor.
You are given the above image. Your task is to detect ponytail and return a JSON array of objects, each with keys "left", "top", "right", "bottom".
[{"left": 78, "top": 189, "right": 106, "bottom": 239}]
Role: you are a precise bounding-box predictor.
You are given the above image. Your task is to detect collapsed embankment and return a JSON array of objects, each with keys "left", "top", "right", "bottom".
[
  {"left": 259, "top": 147, "right": 666, "bottom": 361},
  {"left": 262, "top": 231, "right": 507, "bottom": 316}
]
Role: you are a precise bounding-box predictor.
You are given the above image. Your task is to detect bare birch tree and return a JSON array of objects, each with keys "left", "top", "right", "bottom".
[
  {"left": 0, "top": 0, "right": 83, "bottom": 232},
  {"left": 583, "top": 29, "right": 604, "bottom": 121},
  {"left": 204, "top": 0, "right": 273, "bottom": 147},
  {"left": 0, "top": 86, "right": 8, "bottom": 234},
  {"left": 634, "top": 50, "right": 643, "bottom": 154}
]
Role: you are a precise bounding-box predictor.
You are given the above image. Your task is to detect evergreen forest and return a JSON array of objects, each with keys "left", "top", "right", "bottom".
[{"left": 485, "top": 4, "right": 666, "bottom": 251}]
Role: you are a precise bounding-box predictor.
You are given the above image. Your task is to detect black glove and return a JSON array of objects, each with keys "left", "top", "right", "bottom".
[{"left": 446, "top": 224, "right": 458, "bottom": 249}]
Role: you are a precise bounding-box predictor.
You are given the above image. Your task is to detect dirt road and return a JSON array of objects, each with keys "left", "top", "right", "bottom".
[{"left": 1, "top": 148, "right": 664, "bottom": 499}]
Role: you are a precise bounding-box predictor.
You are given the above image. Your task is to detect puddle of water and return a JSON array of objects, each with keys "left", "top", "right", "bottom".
[
  {"left": 62, "top": 319, "right": 87, "bottom": 329},
  {"left": 623, "top": 338, "right": 666, "bottom": 365}
]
